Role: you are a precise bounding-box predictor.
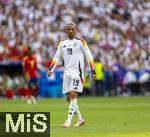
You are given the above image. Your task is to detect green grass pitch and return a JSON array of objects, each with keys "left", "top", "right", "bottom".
[{"left": 1, "top": 96, "right": 150, "bottom": 137}]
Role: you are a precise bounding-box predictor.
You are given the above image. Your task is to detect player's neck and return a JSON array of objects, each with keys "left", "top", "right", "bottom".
[{"left": 68, "top": 37, "right": 75, "bottom": 40}]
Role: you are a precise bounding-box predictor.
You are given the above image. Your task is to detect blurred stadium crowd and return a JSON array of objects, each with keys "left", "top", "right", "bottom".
[{"left": 0, "top": 0, "right": 149, "bottom": 98}]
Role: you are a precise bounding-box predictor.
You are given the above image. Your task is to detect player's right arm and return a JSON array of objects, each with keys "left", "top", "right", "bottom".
[{"left": 47, "top": 42, "right": 62, "bottom": 77}]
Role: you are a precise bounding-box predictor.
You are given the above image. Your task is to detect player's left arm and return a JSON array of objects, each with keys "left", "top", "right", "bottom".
[{"left": 80, "top": 38, "right": 96, "bottom": 81}]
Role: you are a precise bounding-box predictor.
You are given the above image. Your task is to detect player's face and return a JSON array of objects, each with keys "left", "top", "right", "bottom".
[{"left": 65, "top": 25, "right": 76, "bottom": 39}]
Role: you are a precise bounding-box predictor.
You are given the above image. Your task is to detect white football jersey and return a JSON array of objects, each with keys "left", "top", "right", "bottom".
[{"left": 49, "top": 38, "right": 94, "bottom": 77}]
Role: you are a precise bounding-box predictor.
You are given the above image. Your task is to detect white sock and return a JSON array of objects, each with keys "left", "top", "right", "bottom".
[
  {"left": 75, "top": 104, "right": 83, "bottom": 121},
  {"left": 66, "top": 98, "right": 77, "bottom": 124}
]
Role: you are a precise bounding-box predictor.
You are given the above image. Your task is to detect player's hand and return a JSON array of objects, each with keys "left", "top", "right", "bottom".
[
  {"left": 91, "top": 71, "right": 96, "bottom": 81},
  {"left": 47, "top": 70, "right": 52, "bottom": 77}
]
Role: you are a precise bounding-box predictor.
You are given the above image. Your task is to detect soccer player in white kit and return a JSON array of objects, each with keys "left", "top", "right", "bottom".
[{"left": 47, "top": 22, "right": 96, "bottom": 128}]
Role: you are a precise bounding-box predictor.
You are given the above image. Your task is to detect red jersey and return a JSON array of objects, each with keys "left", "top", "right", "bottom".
[{"left": 23, "top": 55, "right": 37, "bottom": 79}]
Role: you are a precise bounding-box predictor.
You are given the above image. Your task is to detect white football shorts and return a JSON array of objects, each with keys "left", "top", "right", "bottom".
[{"left": 62, "top": 73, "right": 83, "bottom": 94}]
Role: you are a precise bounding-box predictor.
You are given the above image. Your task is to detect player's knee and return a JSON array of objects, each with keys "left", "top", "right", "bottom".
[{"left": 69, "top": 91, "right": 77, "bottom": 99}]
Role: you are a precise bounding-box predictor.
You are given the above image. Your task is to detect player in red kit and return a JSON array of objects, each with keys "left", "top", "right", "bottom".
[{"left": 23, "top": 48, "right": 38, "bottom": 104}]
